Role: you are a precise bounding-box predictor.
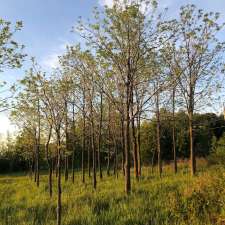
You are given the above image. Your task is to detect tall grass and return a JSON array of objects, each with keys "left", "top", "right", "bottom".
[{"left": 0, "top": 162, "right": 224, "bottom": 225}]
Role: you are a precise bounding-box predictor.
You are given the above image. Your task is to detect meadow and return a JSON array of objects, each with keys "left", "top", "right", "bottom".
[{"left": 0, "top": 161, "right": 224, "bottom": 225}]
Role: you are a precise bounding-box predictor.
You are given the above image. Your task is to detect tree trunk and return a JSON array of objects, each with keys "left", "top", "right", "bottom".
[
  {"left": 56, "top": 132, "right": 62, "bottom": 225},
  {"left": 151, "top": 149, "right": 156, "bottom": 174},
  {"left": 91, "top": 130, "right": 96, "bottom": 189},
  {"left": 113, "top": 132, "right": 118, "bottom": 179},
  {"left": 172, "top": 87, "right": 177, "bottom": 174},
  {"left": 107, "top": 145, "right": 110, "bottom": 176},
  {"left": 136, "top": 114, "right": 141, "bottom": 177},
  {"left": 36, "top": 98, "right": 41, "bottom": 187},
  {"left": 55, "top": 153, "right": 58, "bottom": 178},
  {"left": 88, "top": 135, "right": 91, "bottom": 178},
  {"left": 120, "top": 117, "right": 125, "bottom": 176},
  {"left": 36, "top": 145, "right": 40, "bottom": 187},
  {"left": 98, "top": 91, "right": 103, "bottom": 179},
  {"left": 34, "top": 144, "right": 37, "bottom": 183},
  {"left": 31, "top": 152, "right": 35, "bottom": 179},
  {"left": 113, "top": 151, "right": 116, "bottom": 175},
  {"left": 131, "top": 90, "right": 138, "bottom": 180},
  {"left": 125, "top": 81, "right": 131, "bottom": 194},
  {"left": 82, "top": 112, "right": 86, "bottom": 183},
  {"left": 189, "top": 110, "right": 196, "bottom": 175},
  {"left": 65, "top": 100, "right": 69, "bottom": 182},
  {"left": 135, "top": 88, "right": 142, "bottom": 177},
  {"left": 90, "top": 97, "right": 96, "bottom": 189},
  {"left": 115, "top": 146, "right": 118, "bottom": 179},
  {"left": 49, "top": 159, "right": 53, "bottom": 197},
  {"left": 107, "top": 102, "right": 111, "bottom": 176},
  {"left": 156, "top": 88, "right": 162, "bottom": 177},
  {"left": 36, "top": 147, "right": 40, "bottom": 186},
  {"left": 28, "top": 158, "right": 32, "bottom": 179},
  {"left": 34, "top": 132, "right": 39, "bottom": 186},
  {"left": 189, "top": 84, "right": 196, "bottom": 176},
  {"left": 45, "top": 126, "right": 52, "bottom": 197},
  {"left": 64, "top": 156, "right": 68, "bottom": 182},
  {"left": 72, "top": 151, "right": 75, "bottom": 183},
  {"left": 72, "top": 103, "right": 76, "bottom": 183}
]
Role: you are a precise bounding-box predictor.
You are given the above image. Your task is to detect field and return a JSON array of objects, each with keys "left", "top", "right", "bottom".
[{"left": 0, "top": 162, "right": 225, "bottom": 225}]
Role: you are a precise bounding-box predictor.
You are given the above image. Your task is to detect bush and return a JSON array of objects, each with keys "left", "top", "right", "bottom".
[{"left": 208, "top": 135, "right": 225, "bottom": 165}]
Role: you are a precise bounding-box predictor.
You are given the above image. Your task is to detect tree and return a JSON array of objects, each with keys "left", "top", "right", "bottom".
[
  {"left": 39, "top": 74, "right": 67, "bottom": 225},
  {"left": 60, "top": 46, "right": 100, "bottom": 188},
  {"left": 0, "top": 19, "right": 26, "bottom": 111},
  {"left": 77, "top": 0, "right": 174, "bottom": 193},
  {"left": 11, "top": 69, "right": 42, "bottom": 186},
  {"left": 175, "top": 5, "right": 225, "bottom": 175}
]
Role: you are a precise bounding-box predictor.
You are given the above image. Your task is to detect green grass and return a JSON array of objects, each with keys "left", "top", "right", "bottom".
[{"left": 0, "top": 162, "right": 225, "bottom": 225}]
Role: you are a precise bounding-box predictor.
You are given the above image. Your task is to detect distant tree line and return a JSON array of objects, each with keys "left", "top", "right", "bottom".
[{"left": 1, "top": 111, "right": 224, "bottom": 173}]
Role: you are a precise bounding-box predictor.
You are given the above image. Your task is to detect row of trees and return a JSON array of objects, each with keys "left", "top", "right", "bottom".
[
  {"left": 1, "top": 1, "right": 224, "bottom": 224},
  {"left": 1, "top": 110, "right": 225, "bottom": 172}
]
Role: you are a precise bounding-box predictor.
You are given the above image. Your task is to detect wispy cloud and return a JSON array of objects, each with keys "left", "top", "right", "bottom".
[
  {"left": 98, "top": 0, "right": 114, "bottom": 7},
  {"left": 41, "top": 40, "right": 70, "bottom": 69},
  {"left": 42, "top": 53, "right": 60, "bottom": 69},
  {"left": 98, "top": 0, "right": 172, "bottom": 14},
  {"left": 159, "top": 0, "right": 173, "bottom": 9},
  {"left": 98, "top": 0, "right": 172, "bottom": 8}
]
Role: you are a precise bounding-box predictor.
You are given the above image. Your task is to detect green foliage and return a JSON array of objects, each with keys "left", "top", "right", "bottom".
[
  {"left": 0, "top": 18, "right": 26, "bottom": 71},
  {"left": 140, "top": 111, "right": 225, "bottom": 164},
  {"left": 208, "top": 134, "right": 225, "bottom": 166},
  {"left": 0, "top": 18, "right": 25, "bottom": 111},
  {"left": 1, "top": 110, "right": 224, "bottom": 173}
]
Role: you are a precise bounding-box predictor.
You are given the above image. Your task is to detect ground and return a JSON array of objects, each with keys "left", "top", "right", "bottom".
[{"left": 0, "top": 161, "right": 225, "bottom": 225}]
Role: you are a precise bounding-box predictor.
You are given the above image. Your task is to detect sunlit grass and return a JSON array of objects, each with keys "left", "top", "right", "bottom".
[{"left": 0, "top": 161, "right": 224, "bottom": 225}]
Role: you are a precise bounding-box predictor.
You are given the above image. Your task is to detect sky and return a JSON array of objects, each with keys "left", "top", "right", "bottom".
[{"left": 0, "top": 0, "right": 225, "bottom": 136}]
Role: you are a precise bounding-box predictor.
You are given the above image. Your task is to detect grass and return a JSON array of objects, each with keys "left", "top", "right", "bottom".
[{"left": 0, "top": 161, "right": 224, "bottom": 225}]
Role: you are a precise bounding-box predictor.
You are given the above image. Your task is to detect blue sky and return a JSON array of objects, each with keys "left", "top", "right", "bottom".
[{"left": 0, "top": 0, "right": 225, "bottom": 135}]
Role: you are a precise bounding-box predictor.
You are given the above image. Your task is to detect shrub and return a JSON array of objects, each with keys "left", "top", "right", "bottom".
[{"left": 208, "top": 135, "right": 225, "bottom": 166}]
